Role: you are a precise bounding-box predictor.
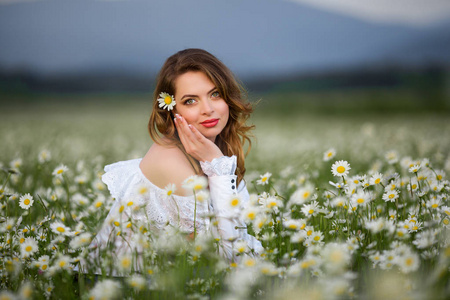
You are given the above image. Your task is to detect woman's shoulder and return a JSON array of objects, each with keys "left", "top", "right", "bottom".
[{"left": 139, "top": 142, "right": 196, "bottom": 196}]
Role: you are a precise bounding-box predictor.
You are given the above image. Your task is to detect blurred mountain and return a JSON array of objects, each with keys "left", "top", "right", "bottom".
[{"left": 0, "top": 0, "right": 449, "bottom": 90}]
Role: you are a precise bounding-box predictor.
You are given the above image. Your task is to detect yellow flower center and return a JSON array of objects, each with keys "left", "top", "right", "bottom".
[
  {"left": 375, "top": 178, "right": 380, "bottom": 184},
  {"left": 23, "top": 228, "right": 28, "bottom": 233},
  {"left": 337, "top": 166, "right": 345, "bottom": 173},
  {"left": 397, "top": 231, "right": 404, "bottom": 237},
  {"left": 114, "top": 221, "right": 120, "bottom": 226},
  {"left": 167, "top": 190, "right": 173, "bottom": 196},
  {"left": 412, "top": 184, "right": 417, "bottom": 189},
  {"left": 139, "top": 187, "right": 148, "bottom": 194},
  {"left": 25, "top": 246, "right": 32, "bottom": 252},
  {"left": 57, "top": 227, "right": 65, "bottom": 233},
  {"left": 357, "top": 198, "right": 364, "bottom": 204},
  {"left": 262, "top": 177, "right": 268, "bottom": 182},
  {"left": 437, "top": 175, "right": 442, "bottom": 180},
  {"left": 300, "top": 224, "right": 306, "bottom": 230},
  {"left": 121, "top": 258, "right": 131, "bottom": 268},
  {"left": 247, "top": 212, "right": 255, "bottom": 220},
  {"left": 59, "top": 261, "right": 66, "bottom": 267},
  {"left": 119, "top": 205, "right": 124, "bottom": 213},
  {"left": 431, "top": 204, "right": 438, "bottom": 208},
  {"left": 405, "top": 258, "right": 413, "bottom": 266},
  {"left": 57, "top": 169, "right": 63, "bottom": 174},
  {"left": 301, "top": 261, "right": 309, "bottom": 269},
  {"left": 327, "top": 152, "right": 333, "bottom": 157},
  {"left": 164, "top": 96, "right": 172, "bottom": 105},
  {"left": 231, "top": 199, "right": 239, "bottom": 207},
  {"left": 314, "top": 236, "right": 320, "bottom": 241},
  {"left": 307, "top": 230, "right": 312, "bottom": 236},
  {"left": 308, "top": 209, "right": 314, "bottom": 214},
  {"left": 24, "top": 199, "right": 30, "bottom": 205},
  {"left": 303, "top": 192, "right": 310, "bottom": 198},
  {"left": 42, "top": 265, "right": 48, "bottom": 270},
  {"left": 244, "top": 259, "right": 255, "bottom": 267},
  {"left": 95, "top": 202, "right": 102, "bottom": 208},
  {"left": 20, "top": 238, "right": 25, "bottom": 244},
  {"left": 443, "top": 219, "right": 449, "bottom": 225},
  {"left": 288, "top": 224, "right": 297, "bottom": 229},
  {"left": 127, "top": 201, "right": 134, "bottom": 206},
  {"left": 194, "top": 184, "right": 203, "bottom": 190},
  {"left": 389, "top": 194, "right": 395, "bottom": 199}
]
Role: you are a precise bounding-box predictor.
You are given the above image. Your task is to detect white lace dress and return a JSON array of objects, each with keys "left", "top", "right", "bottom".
[{"left": 86, "top": 155, "right": 262, "bottom": 271}]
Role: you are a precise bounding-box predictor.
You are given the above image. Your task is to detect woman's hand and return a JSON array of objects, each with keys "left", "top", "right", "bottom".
[{"left": 174, "top": 114, "right": 224, "bottom": 162}]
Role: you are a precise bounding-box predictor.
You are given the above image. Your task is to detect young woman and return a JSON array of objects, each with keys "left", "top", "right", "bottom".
[{"left": 88, "top": 49, "right": 262, "bottom": 271}]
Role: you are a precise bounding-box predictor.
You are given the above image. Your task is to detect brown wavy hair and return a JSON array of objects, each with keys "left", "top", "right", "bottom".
[{"left": 148, "top": 48, "right": 254, "bottom": 184}]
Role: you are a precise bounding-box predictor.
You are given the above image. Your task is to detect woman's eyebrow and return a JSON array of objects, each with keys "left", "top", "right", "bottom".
[{"left": 180, "top": 88, "right": 217, "bottom": 100}]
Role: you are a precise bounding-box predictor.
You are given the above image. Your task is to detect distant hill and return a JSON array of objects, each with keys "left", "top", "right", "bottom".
[{"left": 0, "top": 0, "right": 449, "bottom": 80}]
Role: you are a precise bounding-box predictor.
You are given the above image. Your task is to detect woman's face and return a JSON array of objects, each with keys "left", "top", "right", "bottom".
[{"left": 173, "top": 71, "right": 229, "bottom": 142}]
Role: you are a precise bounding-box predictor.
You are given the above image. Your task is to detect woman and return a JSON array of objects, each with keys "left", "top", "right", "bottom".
[{"left": 87, "top": 49, "right": 262, "bottom": 273}]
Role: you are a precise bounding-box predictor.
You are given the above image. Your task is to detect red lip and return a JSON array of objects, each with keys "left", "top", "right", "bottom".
[
  {"left": 200, "top": 118, "right": 219, "bottom": 128},
  {"left": 201, "top": 118, "right": 219, "bottom": 124}
]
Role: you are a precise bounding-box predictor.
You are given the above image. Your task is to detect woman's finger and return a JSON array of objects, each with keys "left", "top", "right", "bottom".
[
  {"left": 174, "top": 117, "right": 188, "bottom": 146},
  {"left": 175, "top": 115, "right": 197, "bottom": 150},
  {"left": 189, "top": 124, "right": 206, "bottom": 143}
]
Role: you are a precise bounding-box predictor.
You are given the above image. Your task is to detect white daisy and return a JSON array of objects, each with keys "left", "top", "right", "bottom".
[
  {"left": 323, "top": 148, "right": 336, "bottom": 162},
  {"left": 369, "top": 172, "right": 383, "bottom": 186},
  {"left": 19, "top": 193, "right": 34, "bottom": 210},
  {"left": 89, "top": 279, "right": 121, "bottom": 300},
  {"left": 21, "top": 237, "right": 38, "bottom": 257},
  {"left": 157, "top": 92, "right": 176, "bottom": 111},
  {"left": 69, "top": 233, "right": 92, "bottom": 249},
  {"left": 118, "top": 254, "right": 132, "bottom": 273},
  {"left": 351, "top": 191, "right": 371, "bottom": 207},
  {"left": 301, "top": 201, "right": 319, "bottom": 218},
  {"left": 396, "top": 251, "right": 420, "bottom": 273},
  {"left": 256, "top": 172, "right": 272, "bottom": 185},
  {"left": 163, "top": 183, "right": 176, "bottom": 197},
  {"left": 52, "top": 164, "right": 68, "bottom": 179},
  {"left": 382, "top": 190, "right": 399, "bottom": 202},
  {"left": 194, "top": 190, "right": 209, "bottom": 203},
  {"left": 54, "top": 255, "right": 72, "bottom": 271},
  {"left": 385, "top": 150, "right": 399, "bottom": 164},
  {"left": 36, "top": 255, "right": 50, "bottom": 271},
  {"left": 182, "top": 175, "right": 208, "bottom": 191},
  {"left": 127, "top": 275, "right": 146, "bottom": 291},
  {"left": 331, "top": 160, "right": 351, "bottom": 177},
  {"left": 50, "top": 222, "right": 72, "bottom": 236},
  {"left": 408, "top": 165, "right": 421, "bottom": 173},
  {"left": 38, "top": 149, "right": 51, "bottom": 164}
]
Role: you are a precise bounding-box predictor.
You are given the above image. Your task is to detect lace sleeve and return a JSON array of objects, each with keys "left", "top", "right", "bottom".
[
  {"left": 200, "top": 156, "right": 263, "bottom": 260},
  {"left": 200, "top": 155, "right": 237, "bottom": 177}
]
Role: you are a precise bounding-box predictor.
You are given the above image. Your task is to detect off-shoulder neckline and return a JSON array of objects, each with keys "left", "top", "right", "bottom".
[{"left": 133, "top": 158, "right": 195, "bottom": 200}]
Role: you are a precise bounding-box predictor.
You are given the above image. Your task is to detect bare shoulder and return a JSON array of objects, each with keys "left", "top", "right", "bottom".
[{"left": 139, "top": 142, "right": 196, "bottom": 196}]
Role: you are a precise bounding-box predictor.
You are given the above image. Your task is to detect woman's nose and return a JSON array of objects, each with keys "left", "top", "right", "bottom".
[{"left": 201, "top": 99, "right": 214, "bottom": 115}]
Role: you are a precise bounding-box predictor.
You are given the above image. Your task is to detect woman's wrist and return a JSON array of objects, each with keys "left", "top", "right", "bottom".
[{"left": 200, "top": 155, "right": 237, "bottom": 177}]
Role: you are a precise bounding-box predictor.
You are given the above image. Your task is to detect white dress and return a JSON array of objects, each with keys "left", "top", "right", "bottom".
[{"left": 86, "top": 155, "right": 262, "bottom": 272}]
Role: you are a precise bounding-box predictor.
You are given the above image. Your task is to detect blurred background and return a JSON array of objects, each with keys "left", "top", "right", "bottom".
[{"left": 1, "top": 0, "right": 450, "bottom": 173}]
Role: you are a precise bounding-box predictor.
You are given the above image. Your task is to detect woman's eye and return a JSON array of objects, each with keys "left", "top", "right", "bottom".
[
  {"left": 211, "top": 91, "right": 220, "bottom": 98},
  {"left": 184, "top": 99, "right": 196, "bottom": 105}
]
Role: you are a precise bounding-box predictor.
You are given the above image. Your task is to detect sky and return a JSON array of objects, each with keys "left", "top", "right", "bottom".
[
  {"left": 1, "top": 0, "right": 450, "bottom": 27},
  {"left": 287, "top": 0, "right": 450, "bottom": 26}
]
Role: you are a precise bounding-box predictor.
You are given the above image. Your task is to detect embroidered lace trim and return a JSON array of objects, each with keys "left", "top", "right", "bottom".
[
  {"left": 101, "top": 159, "right": 210, "bottom": 233},
  {"left": 200, "top": 155, "right": 237, "bottom": 177}
]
